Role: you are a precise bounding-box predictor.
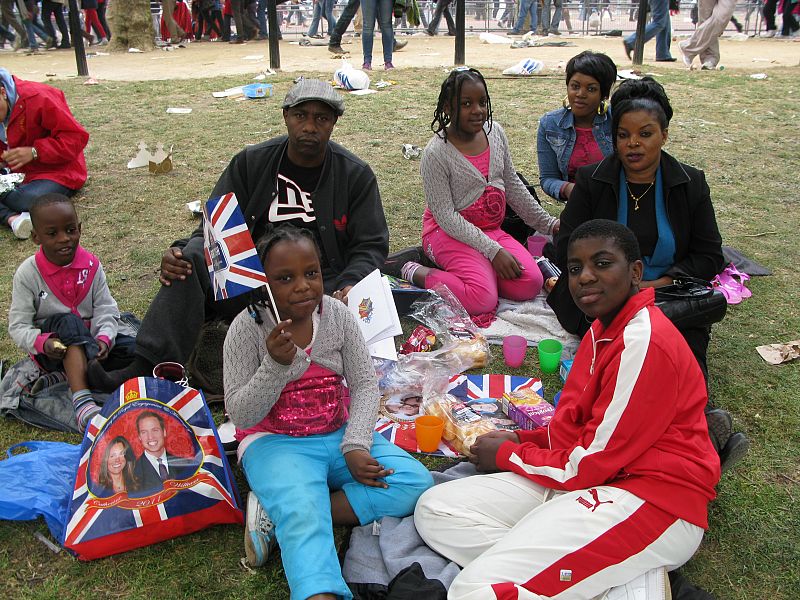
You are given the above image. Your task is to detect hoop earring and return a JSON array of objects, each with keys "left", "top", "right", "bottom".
[
  {"left": 562, "top": 95, "right": 570, "bottom": 110},
  {"left": 598, "top": 99, "right": 609, "bottom": 115}
]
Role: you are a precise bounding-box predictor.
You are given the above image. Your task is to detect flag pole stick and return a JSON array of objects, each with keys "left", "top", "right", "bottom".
[{"left": 263, "top": 283, "right": 282, "bottom": 324}]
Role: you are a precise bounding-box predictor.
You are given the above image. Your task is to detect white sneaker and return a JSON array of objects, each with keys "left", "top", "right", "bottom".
[
  {"left": 244, "top": 491, "right": 277, "bottom": 567},
  {"left": 759, "top": 29, "right": 776, "bottom": 38},
  {"left": 10, "top": 212, "right": 32, "bottom": 239},
  {"left": 601, "top": 567, "right": 670, "bottom": 600}
]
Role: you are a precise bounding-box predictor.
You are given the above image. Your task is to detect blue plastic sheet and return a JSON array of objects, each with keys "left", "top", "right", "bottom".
[{"left": 0, "top": 441, "right": 81, "bottom": 542}]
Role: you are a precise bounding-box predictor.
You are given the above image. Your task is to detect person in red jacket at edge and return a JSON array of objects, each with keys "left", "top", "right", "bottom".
[
  {"left": 0, "top": 68, "right": 89, "bottom": 241},
  {"left": 415, "top": 218, "right": 721, "bottom": 600}
]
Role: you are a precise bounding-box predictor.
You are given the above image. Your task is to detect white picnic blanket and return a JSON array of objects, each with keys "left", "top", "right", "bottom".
[{"left": 479, "top": 291, "right": 581, "bottom": 359}]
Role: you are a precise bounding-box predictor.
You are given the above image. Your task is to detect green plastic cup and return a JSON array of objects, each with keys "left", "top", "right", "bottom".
[{"left": 537, "top": 339, "right": 563, "bottom": 374}]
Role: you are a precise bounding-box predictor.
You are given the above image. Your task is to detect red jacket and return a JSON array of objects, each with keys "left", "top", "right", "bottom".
[
  {"left": 2, "top": 76, "right": 89, "bottom": 190},
  {"left": 496, "top": 288, "right": 720, "bottom": 528}
]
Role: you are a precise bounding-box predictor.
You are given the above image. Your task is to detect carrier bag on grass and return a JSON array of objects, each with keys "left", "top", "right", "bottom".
[
  {"left": 0, "top": 441, "right": 80, "bottom": 542},
  {"left": 62, "top": 377, "right": 243, "bottom": 560}
]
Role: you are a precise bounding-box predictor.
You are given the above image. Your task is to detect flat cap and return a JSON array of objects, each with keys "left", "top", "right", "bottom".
[{"left": 282, "top": 78, "right": 345, "bottom": 116}]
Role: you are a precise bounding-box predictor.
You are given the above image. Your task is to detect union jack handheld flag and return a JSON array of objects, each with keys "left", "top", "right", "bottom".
[
  {"left": 202, "top": 193, "right": 268, "bottom": 301},
  {"left": 62, "top": 378, "right": 243, "bottom": 560}
]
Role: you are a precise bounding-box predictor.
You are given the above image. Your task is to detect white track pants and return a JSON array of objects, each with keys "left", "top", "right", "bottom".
[{"left": 414, "top": 472, "right": 704, "bottom": 600}]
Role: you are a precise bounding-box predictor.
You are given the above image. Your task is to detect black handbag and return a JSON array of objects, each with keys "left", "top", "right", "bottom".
[{"left": 655, "top": 277, "right": 727, "bottom": 330}]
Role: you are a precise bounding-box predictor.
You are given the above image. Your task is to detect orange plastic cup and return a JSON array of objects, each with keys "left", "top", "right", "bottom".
[{"left": 415, "top": 415, "right": 445, "bottom": 453}]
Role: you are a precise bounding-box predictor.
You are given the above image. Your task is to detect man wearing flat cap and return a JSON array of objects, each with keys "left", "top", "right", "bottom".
[{"left": 90, "top": 79, "right": 389, "bottom": 390}]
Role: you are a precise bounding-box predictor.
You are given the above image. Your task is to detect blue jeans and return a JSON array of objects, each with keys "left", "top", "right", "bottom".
[
  {"left": 307, "top": 0, "right": 337, "bottom": 36},
  {"left": 512, "top": 0, "right": 538, "bottom": 32},
  {"left": 0, "top": 22, "right": 15, "bottom": 43},
  {"left": 23, "top": 17, "right": 51, "bottom": 49},
  {"left": 256, "top": 0, "right": 267, "bottom": 36},
  {"left": 361, "top": 0, "right": 393, "bottom": 65},
  {"left": 624, "top": 0, "right": 672, "bottom": 60},
  {"left": 542, "top": 0, "right": 562, "bottom": 32},
  {"left": 242, "top": 428, "right": 433, "bottom": 599},
  {"left": 330, "top": 0, "right": 360, "bottom": 45},
  {"left": 0, "top": 179, "right": 75, "bottom": 224}
]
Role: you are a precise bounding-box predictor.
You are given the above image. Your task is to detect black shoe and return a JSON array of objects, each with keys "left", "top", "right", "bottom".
[
  {"left": 623, "top": 40, "right": 632, "bottom": 60},
  {"left": 385, "top": 246, "right": 432, "bottom": 279},
  {"left": 656, "top": 57, "right": 677, "bottom": 62},
  {"left": 393, "top": 38, "right": 407, "bottom": 50},
  {"left": 507, "top": 30, "right": 524, "bottom": 36},
  {"left": 720, "top": 432, "right": 749, "bottom": 473},
  {"left": 88, "top": 356, "right": 153, "bottom": 393},
  {"left": 328, "top": 43, "right": 346, "bottom": 54},
  {"left": 705, "top": 408, "right": 732, "bottom": 455}
]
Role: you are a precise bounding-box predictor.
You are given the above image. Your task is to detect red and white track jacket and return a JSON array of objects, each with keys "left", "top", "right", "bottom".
[{"left": 496, "top": 288, "right": 721, "bottom": 528}]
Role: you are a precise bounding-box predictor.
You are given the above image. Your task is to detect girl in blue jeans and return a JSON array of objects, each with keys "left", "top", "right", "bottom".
[
  {"left": 224, "top": 225, "right": 433, "bottom": 600},
  {"left": 360, "top": 0, "right": 394, "bottom": 70}
]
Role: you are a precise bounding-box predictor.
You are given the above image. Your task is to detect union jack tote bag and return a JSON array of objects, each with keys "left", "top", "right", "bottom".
[{"left": 62, "top": 377, "right": 243, "bottom": 560}]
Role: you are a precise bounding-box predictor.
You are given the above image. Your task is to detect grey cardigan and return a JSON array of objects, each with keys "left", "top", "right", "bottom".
[
  {"left": 9, "top": 254, "right": 120, "bottom": 355},
  {"left": 420, "top": 122, "right": 557, "bottom": 260},
  {"left": 223, "top": 295, "right": 379, "bottom": 455}
]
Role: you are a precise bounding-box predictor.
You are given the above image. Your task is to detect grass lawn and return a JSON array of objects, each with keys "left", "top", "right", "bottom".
[{"left": 1, "top": 66, "right": 798, "bottom": 599}]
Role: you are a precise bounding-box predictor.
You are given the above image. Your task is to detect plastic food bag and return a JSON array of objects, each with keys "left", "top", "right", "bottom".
[
  {"left": 422, "top": 392, "right": 496, "bottom": 456},
  {"left": 407, "top": 284, "right": 490, "bottom": 369}
]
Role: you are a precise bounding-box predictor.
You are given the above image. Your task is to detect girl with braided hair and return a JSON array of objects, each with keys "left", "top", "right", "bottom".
[{"left": 399, "top": 68, "right": 559, "bottom": 324}]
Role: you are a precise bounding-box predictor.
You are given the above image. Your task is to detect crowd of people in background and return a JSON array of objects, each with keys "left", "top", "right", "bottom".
[{"left": 0, "top": 0, "right": 797, "bottom": 54}]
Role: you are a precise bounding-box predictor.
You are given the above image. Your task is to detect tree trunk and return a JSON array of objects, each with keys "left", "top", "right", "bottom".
[{"left": 108, "top": 0, "right": 156, "bottom": 50}]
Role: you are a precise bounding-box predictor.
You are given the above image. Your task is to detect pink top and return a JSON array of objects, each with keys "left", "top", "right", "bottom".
[
  {"left": 33, "top": 245, "right": 108, "bottom": 354},
  {"left": 422, "top": 146, "right": 507, "bottom": 237},
  {"left": 566, "top": 127, "right": 604, "bottom": 184},
  {"left": 234, "top": 353, "right": 350, "bottom": 442}
]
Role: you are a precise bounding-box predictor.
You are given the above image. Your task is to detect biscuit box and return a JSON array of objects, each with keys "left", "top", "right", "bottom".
[
  {"left": 501, "top": 388, "right": 555, "bottom": 430},
  {"left": 559, "top": 359, "right": 574, "bottom": 384}
]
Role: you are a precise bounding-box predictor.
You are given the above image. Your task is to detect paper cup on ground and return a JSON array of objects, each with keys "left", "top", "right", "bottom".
[
  {"left": 416, "top": 415, "right": 445, "bottom": 452},
  {"left": 527, "top": 235, "right": 547, "bottom": 257},
  {"left": 537, "top": 339, "right": 563, "bottom": 374},
  {"left": 503, "top": 335, "right": 528, "bottom": 368}
]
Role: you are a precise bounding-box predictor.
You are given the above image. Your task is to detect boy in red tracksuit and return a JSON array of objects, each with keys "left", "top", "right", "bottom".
[{"left": 415, "top": 219, "right": 721, "bottom": 600}]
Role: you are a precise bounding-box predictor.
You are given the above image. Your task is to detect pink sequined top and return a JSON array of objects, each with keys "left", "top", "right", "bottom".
[
  {"left": 235, "top": 353, "right": 350, "bottom": 443},
  {"left": 422, "top": 145, "right": 507, "bottom": 236}
]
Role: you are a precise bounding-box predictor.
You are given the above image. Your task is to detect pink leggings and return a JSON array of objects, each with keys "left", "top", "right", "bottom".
[{"left": 422, "top": 226, "right": 543, "bottom": 316}]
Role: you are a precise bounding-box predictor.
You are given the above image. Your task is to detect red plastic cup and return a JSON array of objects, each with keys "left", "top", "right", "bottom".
[
  {"left": 503, "top": 335, "right": 528, "bottom": 368},
  {"left": 153, "top": 362, "right": 189, "bottom": 387},
  {"left": 415, "top": 415, "right": 445, "bottom": 453}
]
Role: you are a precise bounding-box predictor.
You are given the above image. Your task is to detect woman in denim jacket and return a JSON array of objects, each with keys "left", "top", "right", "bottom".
[{"left": 537, "top": 51, "right": 617, "bottom": 202}]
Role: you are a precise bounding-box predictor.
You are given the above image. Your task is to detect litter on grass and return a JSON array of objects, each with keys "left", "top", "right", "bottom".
[
  {"left": 502, "top": 58, "right": 544, "bottom": 76},
  {"left": 756, "top": 340, "right": 800, "bottom": 365},
  {"left": 402, "top": 144, "right": 422, "bottom": 159},
  {"left": 212, "top": 86, "right": 245, "bottom": 98},
  {"left": 166, "top": 107, "right": 192, "bottom": 114}
]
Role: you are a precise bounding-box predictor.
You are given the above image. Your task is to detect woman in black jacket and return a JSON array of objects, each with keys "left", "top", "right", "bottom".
[
  {"left": 548, "top": 77, "right": 724, "bottom": 378},
  {"left": 546, "top": 78, "right": 751, "bottom": 470}
]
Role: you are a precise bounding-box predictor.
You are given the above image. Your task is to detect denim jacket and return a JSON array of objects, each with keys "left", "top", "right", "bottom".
[{"left": 536, "top": 106, "right": 613, "bottom": 201}]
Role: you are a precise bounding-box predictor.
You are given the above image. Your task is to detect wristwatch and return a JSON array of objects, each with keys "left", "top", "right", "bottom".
[{"left": 30, "top": 147, "right": 38, "bottom": 161}]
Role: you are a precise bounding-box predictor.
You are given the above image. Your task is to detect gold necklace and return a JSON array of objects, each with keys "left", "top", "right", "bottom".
[{"left": 626, "top": 181, "right": 654, "bottom": 211}]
